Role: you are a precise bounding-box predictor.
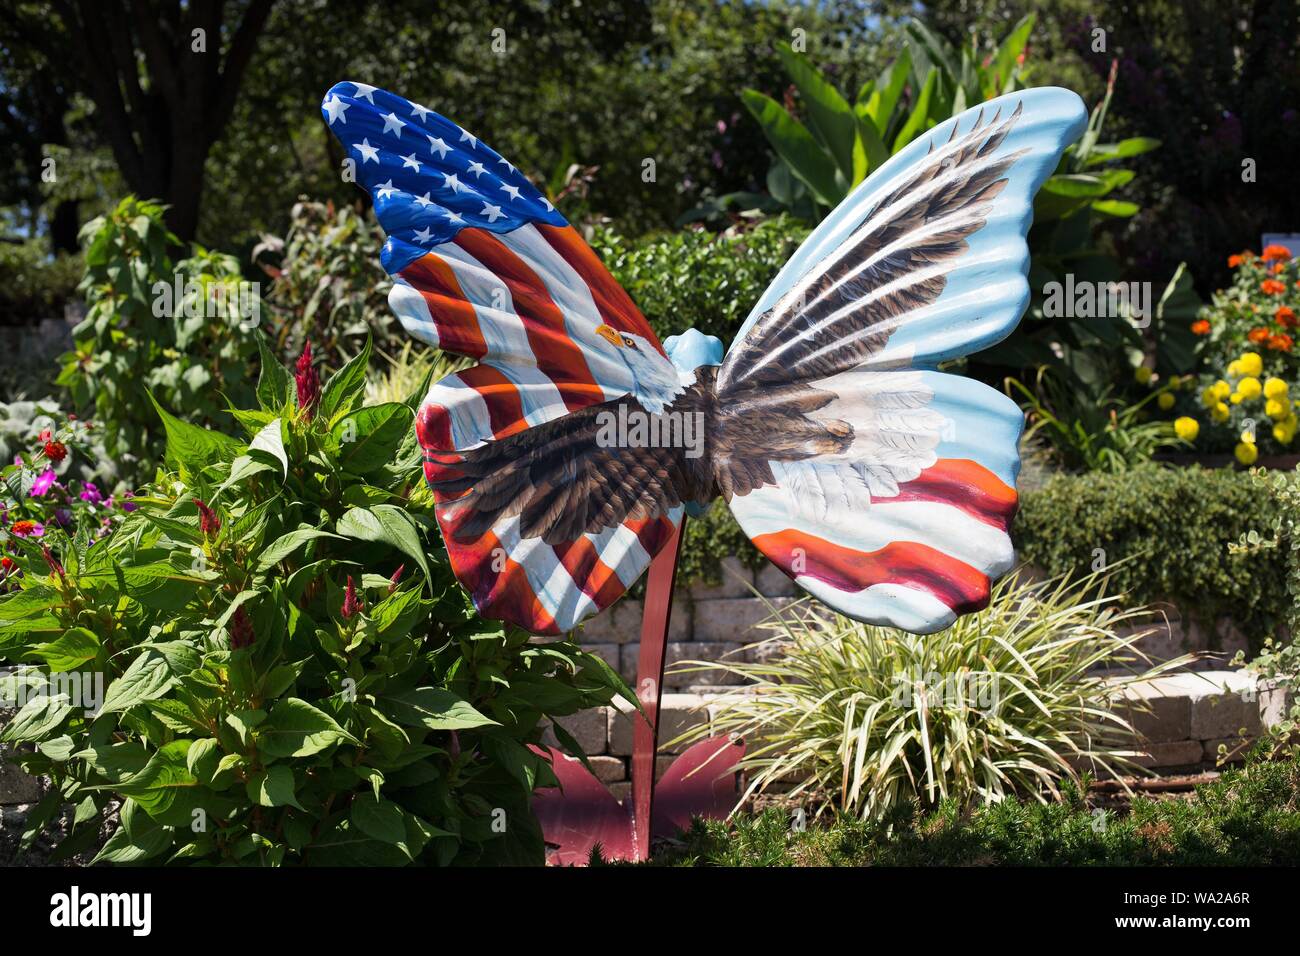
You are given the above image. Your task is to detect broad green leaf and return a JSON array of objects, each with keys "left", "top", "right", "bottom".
[
  {"left": 892, "top": 67, "right": 937, "bottom": 154},
  {"left": 776, "top": 45, "right": 857, "bottom": 180},
  {"left": 256, "top": 528, "right": 346, "bottom": 571},
  {"left": 858, "top": 47, "right": 910, "bottom": 136},
  {"left": 29, "top": 627, "right": 100, "bottom": 672},
  {"left": 248, "top": 417, "right": 288, "bottom": 476},
  {"left": 1083, "top": 137, "right": 1161, "bottom": 166},
  {"left": 247, "top": 764, "right": 304, "bottom": 809},
  {"left": 740, "top": 89, "right": 841, "bottom": 207},
  {"left": 0, "top": 691, "right": 73, "bottom": 743},
  {"left": 383, "top": 687, "right": 498, "bottom": 730},
  {"left": 256, "top": 333, "right": 293, "bottom": 410},
  {"left": 257, "top": 697, "right": 358, "bottom": 758},
  {"left": 100, "top": 650, "right": 174, "bottom": 715},
  {"left": 332, "top": 403, "right": 414, "bottom": 474},
  {"left": 335, "top": 504, "right": 431, "bottom": 584},
  {"left": 350, "top": 792, "right": 406, "bottom": 844},
  {"left": 147, "top": 391, "right": 243, "bottom": 473},
  {"left": 113, "top": 740, "right": 197, "bottom": 815},
  {"left": 987, "top": 13, "right": 1035, "bottom": 98},
  {"left": 319, "top": 335, "right": 373, "bottom": 422}
]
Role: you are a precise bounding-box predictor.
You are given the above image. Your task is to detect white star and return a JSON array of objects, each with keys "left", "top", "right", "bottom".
[
  {"left": 446, "top": 210, "right": 465, "bottom": 224},
  {"left": 442, "top": 172, "right": 462, "bottom": 193},
  {"left": 413, "top": 192, "right": 434, "bottom": 208},
  {"left": 351, "top": 82, "right": 378, "bottom": 103},
  {"left": 376, "top": 179, "right": 398, "bottom": 200},
  {"left": 466, "top": 160, "right": 486, "bottom": 178},
  {"left": 541, "top": 198, "right": 555, "bottom": 212},
  {"left": 498, "top": 156, "right": 516, "bottom": 173},
  {"left": 410, "top": 103, "right": 432, "bottom": 123},
  {"left": 400, "top": 153, "right": 422, "bottom": 172},
  {"left": 427, "top": 135, "right": 449, "bottom": 158},
  {"left": 353, "top": 139, "right": 379, "bottom": 163},
  {"left": 458, "top": 128, "right": 477, "bottom": 149},
  {"left": 380, "top": 111, "right": 405, "bottom": 137},
  {"left": 500, "top": 183, "right": 522, "bottom": 202},
  {"left": 322, "top": 95, "right": 350, "bottom": 126},
  {"left": 413, "top": 226, "right": 434, "bottom": 243},
  {"left": 479, "top": 202, "right": 504, "bottom": 223}
]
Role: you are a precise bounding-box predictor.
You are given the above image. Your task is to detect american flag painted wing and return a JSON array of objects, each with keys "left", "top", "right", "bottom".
[
  {"left": 721, "top": 88, "right": 1087, "bottom": 633},
  {"left": 321, "top": 81, "right": 681, "bottom": 635}
]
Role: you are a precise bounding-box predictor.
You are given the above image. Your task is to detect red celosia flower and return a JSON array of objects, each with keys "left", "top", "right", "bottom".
[
  {"left": 1190, "top": 319, "right": 1211, "bottom": 335},
  {"left": 193, "top": 498, "right": 221, "bottom": 536},
  {"left": 41, "top": 545, "right": 65, "bottom": 581},
  {"left": 341, "top": 575, "right": 363, "bottom": 620},
  {"left": 388, "top": 564, "right": 405, "bottom": 593},
  {"left": 230, "top": 606, "right": 255, "bottom": 650},
  {"left": 295, "top": 342, "right": 321, "bottom": 420},
  {"left": 1262, "top": 243, "right": 1292, "bottom": 263},
  {"left": 1269, "top": 333, "right": 1294, "bottom": 352},
  {"left": 1261, "top": 279, "right": 1286, "bottom": 295},
  {"left": 1, "top": 556, "right": 15, "bottom": 575},
  {"left": 1248, "top": 327, "right": 1271, "bottom": 343},
  {"left": 43, "top": 440, "right": 67, "bottom": 463},
  {"left": 1277, "top": 306, "right": 1296, "bottom": 328}
]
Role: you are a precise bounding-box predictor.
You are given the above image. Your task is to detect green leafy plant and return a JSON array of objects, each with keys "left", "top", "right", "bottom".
[
  {"left": 673, "top": 571, "right": 1189, "bottom": 822},
  {"left": 591, "top": 216, "right": 809, "bottom": 345},
  {"left": 644, "top": 755, "right": 1300, "bottom": 867},
  {"left": 57, "top": 197, "right": 258, "bottom": 483},
  {"left": 1007, "top": 367, "right": 1187, "bottom": 473},
  {"left": 0, "top": 335, "right": 628, "bottom": 865},
  {"left": 256, "top": 199, "right": 393, "bottom": 369},
  {"left": 1015, "top": 462, "right": 1288, "bottom": 645}
]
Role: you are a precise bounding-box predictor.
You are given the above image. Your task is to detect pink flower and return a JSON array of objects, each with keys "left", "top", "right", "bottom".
[
  {"left": 10, "top": 520, "right": 44, "bottom": 538},
  {"left": 79, "top": 482, "right": 103, "bottom": 505},
  {"left": 341, "top": 575, "right": 363, "bottom": 620},
  {"left": 30, "top": 469, "right": 57, "bottom": 497},
  {"left": 295, "top": 341, "right": 321, "bottom": 420},
  {"left": 388, "top": 564, "right": 405, "bottom": 593}
]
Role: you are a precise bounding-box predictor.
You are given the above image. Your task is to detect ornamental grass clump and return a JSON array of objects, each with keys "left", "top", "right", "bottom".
[{"left": 674, "top": 570, "right": 1192, "bottom": 822}]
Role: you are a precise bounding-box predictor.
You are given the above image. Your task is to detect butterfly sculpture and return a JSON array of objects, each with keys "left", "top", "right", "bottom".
[{"left": 321, "top": 81, "right": 1086, "bottom": 638}]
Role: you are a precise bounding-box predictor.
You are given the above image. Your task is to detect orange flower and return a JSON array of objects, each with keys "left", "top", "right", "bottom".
[
  {"left": 1277, "top": 305, "right": 1297, "bottom": 328},
  {"left": 1228, "top": 254, "right": 1243, "bottom": 268},
  {"left": 1269, "top": 333, "right": 1294, "bottom": 352},
  {"left": 1262, "top": 243, "right": 1293, "bottom": 263},
  {"left": 1191, "top": 319, "right": 1211, "bottom": 335},
  {"left": 1262, "top": 279, "right": 1287, "bottom": 295},
  {"left": 1248, "top": 326, "right": 1271, "bottom": 343},
  {"left": 1273, "top": 262, "right": 1287, "bottom": 275}
]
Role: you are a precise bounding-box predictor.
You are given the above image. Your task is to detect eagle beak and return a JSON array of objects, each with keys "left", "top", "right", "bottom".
[{"left": 595, "top": 324, "right": 623, "bottom": 348}]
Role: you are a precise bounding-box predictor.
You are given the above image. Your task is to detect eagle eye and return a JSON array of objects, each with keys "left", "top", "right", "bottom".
[{"left": 621, "top": 335, "right": 636, "bottom": 349}]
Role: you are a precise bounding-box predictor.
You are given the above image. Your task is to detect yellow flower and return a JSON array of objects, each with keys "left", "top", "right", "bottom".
[
  {"left": 1239, "top": 352, "right": 1263, "bottom": 377},
  {"left": 1230, "top": 391, "right": 1244, "bottom": 404},
  {"left": 1158, "top": 392, "right": 1175, "bottom": 410},
  {"left": 1235, "top": 441, "right": 1258, "bottom": 465},
  {"left": 1264, "top": 377, "right": 1289, "bottom": 400},
  {"left": 1200, "top": 386, "right": 1218, "bottom": 408},
  {"left": 1227, "top": 360, "right": 1242, "bottom": 377},
  {"left": 1273, "top": 420, "right": 1296, "bottom": 445},
  {"left": 1212, "top": 401, "right": 1231, "bottom": 422},
  {"left": 1239, "top": 376, "right": 1262, "bottom": 400},
  {"left": 1267, "top": 398, "right": 1289, "bottom": 420},
  {"left": 1134, "top": 366, "right": 1153, "bottom": 385},
  {"left": 1213, "top": 379, "right": 1232, "bottom": 399},
  {"left": 1174, "top": 416, "right": 1200, "bottom": 441}
]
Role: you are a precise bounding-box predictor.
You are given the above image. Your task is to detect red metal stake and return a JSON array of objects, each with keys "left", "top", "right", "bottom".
[{"left": 629, "top": 516, "right": 686, "bottom": 861}]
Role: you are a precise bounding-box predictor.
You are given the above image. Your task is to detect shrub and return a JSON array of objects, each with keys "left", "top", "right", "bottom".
[
  {"left": 645, "top": 755, "right": 1300, "bottom": 867},
  {"left": 0, "top": 239, "right": 82, "bottom": 323},
  {"left": 1014, "top": 463, "right": 1288, "bottom": 644},
  {"left": 674, "top": 571, "right": 1189, "bottom": 821},
  {"left": 57, "top": 197, "right": 259, "bottom": 483},
  {"left": 256, "top": 200, "right": 394, "bottom": 369},
  {"left": 0, "top": 336, "right": 627, "bottom": 865},
  {"left": 591, "top": 216, "right": 809, "bottom": 346}
]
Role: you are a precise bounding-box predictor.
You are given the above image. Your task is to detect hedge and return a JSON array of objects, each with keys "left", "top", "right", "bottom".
[
  {"left": 671, "top": 464, "right": 1286, "bottom": 646},
  {"left": 638, "top": 754, "right": 1300, "bottom": 867}
]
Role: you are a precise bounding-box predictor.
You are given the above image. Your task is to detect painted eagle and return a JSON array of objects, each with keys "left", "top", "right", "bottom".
[{"left": 322, "top": 81, "right": 1087, "bottom": 635}]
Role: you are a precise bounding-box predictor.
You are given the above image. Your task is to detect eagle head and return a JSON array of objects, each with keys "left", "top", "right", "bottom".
[{"left": 594, "top": 323, "right": 684, "bottom": 414}]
